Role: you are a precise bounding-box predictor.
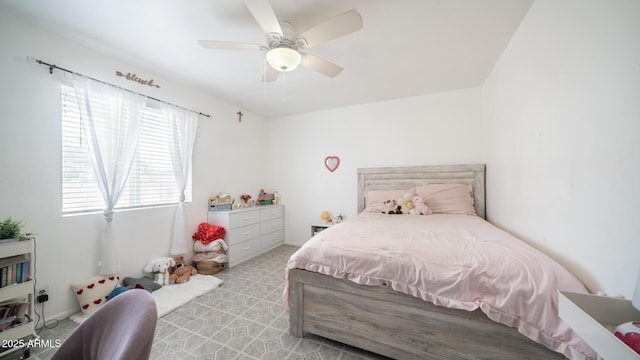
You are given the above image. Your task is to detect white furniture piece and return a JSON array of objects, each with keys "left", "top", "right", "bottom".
[
  {"left": 310, "top": 223, "right": 331, "bottom": 237},
  {"left": 207, "top": 205, "right": 284, "bottom": 266},
  {"left": 559, "top": 291, "right": 640, "bottom": 360},
  {"left": 0, "top": 238, "right": 36, "bottom": 359}
]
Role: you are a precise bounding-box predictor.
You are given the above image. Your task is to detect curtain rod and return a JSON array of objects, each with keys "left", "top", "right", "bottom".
[{"left": 28, "top": 56, "right": 211, "bottom": 118}]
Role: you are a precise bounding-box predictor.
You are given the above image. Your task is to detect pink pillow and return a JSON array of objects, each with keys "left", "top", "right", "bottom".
[
  {"left": 414, "top": 183, "right": 476, "bottom": 215},
  {"left": 364, "top": 189, "right": 414, "bottom": 213}
]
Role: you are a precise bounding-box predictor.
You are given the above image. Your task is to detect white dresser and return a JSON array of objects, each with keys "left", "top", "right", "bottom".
[{"left": 207, "top": 205, "right": 284, "bottom": 266}]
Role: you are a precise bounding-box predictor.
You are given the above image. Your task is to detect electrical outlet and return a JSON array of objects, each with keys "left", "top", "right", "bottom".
[{"left": 36, "top": 285, "right": 49, "bottom": 296}]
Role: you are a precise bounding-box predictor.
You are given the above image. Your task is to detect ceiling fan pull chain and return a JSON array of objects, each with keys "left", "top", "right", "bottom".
[
  {"left": 263, "top": 58, "right": 268, "bottom": 99},
  {"left": 282, "top": 71, "right": 287, "bottom": 102}
]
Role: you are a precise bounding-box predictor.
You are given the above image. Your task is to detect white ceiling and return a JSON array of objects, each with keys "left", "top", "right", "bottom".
[{"left": 1, "top": 0, "right": 533, "bottom": 118}]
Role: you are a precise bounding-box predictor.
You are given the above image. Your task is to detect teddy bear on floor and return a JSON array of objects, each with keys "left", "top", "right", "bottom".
[
  {"left": 169, "top": 256, "right": 198, "bottom": 284},
  {"left": 144, "top": 257, "right": 176, "bottom": 286},
  {"left": 411, "top": 195, "right": 433, "bottom": 215}
]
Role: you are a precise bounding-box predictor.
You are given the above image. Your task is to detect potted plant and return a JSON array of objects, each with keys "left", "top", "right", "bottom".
[{"left": 0, "top": 216, "right": 25, "bottom": 243}]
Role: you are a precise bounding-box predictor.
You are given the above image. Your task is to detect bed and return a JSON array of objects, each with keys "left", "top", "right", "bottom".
[{"left": 285, "top": 164, "right": 595, "bottom": 360}]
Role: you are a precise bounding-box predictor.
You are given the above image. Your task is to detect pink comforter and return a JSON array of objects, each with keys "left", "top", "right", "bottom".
[{"left": 284, "top": 213, "right": 595, "bottom": 360}]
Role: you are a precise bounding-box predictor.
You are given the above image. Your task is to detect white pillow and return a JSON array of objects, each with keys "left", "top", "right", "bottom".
[{"left": 71, "top": 274, "right": 120, "bottom": 316}]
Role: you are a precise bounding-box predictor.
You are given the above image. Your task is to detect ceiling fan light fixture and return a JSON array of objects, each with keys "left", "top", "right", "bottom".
[{"left": 266, "top": 46, "right": 301, "bottom": 72}]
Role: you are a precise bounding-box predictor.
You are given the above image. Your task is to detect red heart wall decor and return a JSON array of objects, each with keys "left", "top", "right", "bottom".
[{"left": 324, "top": 156, "right": 340, "bottom": 173}]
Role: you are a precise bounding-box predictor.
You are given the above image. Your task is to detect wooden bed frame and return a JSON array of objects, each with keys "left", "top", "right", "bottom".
[{"left": 289, "top": 164, "right": 564, "bottom": 360}]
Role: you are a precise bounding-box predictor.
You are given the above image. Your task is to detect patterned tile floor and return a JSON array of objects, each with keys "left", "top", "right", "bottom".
[{"left": 28, "top": 245, "right": 390, "bottom": 360}]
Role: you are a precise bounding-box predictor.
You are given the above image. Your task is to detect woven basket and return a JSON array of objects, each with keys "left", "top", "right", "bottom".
[{"left": 195, "top": 261, "right": 225, "bottom": 275}]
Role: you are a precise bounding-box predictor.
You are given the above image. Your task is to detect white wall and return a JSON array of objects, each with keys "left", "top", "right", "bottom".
[
  {"left": 266, "top": 88, "right": 484, "bottom": 245},
  {"left": 0, "top": 11, "right": 268, "bottom": 319},
  {"left": 483, "top": 0, "right": 640, "bottom": 297}
]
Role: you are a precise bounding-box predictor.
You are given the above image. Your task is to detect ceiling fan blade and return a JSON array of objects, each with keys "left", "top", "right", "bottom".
[
  {"left": 245, "top": 0, "right": 283, "bottom": 37},
  {"left": 301, "top": 53, "right": 343, "bottom": 78},
  {"left": 261, "top": 64, "right": 279, "bottom": 82},
  {"left": 198, "top": 40, "right": 267, "bottom": 51},
  {"left": 297, "top": 9, "right": 363, "bottom": 49}
]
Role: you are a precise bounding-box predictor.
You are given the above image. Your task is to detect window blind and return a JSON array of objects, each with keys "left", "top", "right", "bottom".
[{"left": 61, "top": 84, "right": 192, "bottom": 214}]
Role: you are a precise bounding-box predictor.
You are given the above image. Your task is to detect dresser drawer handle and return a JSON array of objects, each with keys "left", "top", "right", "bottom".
[
  {"left": 242, "top": 246, "right": 251, "bottom": 251},
  {"left": 241, "top": 231, "right": 252, "bottom": 236}
]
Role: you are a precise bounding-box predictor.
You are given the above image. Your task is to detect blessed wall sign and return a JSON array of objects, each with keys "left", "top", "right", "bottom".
[{"left": 115, "top": 71, "right": 160, "bottom": 88}]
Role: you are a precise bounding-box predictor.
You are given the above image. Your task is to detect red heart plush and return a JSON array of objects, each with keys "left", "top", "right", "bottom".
[
  {"left": 93, "top": 299, "right": 102, "bottom": 305},
  {"left": 98, "top": 279, "right": 106, "bottom": 284},
  {"left": 87, "top": 283, "right": 95, "bottom": 289},
  {"left": 82, "top": 304, "right": 89, "bottom": 309},
  {"left": 109, "top": 276, "right": 115, "bottom": 280},
  {"left": 76, "top": 289, "right": 83, "bottom": 295}
]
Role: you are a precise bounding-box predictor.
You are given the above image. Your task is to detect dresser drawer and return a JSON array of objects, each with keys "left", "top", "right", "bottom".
[
  {"left": 260, "top": 206, "right": 283, "bottom": 222},
  {"left": 229, "top": 237, "right": 261, "bottom": 265},
  {"left": 227, "top": 209, "right": 259, "bottom": 229},
  {"left": 261, "top": 229, "right": 284, "bottom": 250},
  {"left": 227, "top": 223, "right": 260, "bottom": 245},
  {"left": 260, "top": 217, "right": 283, "bottom": 235}
]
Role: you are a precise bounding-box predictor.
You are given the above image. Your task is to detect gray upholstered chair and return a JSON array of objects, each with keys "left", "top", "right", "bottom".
[{"left": 52, "top": 289, "right": 157, "bottom": 360}]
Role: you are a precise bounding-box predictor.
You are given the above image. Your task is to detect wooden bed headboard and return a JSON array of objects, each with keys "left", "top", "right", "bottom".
[{"left": 357, "top": 164, "right": 486, "bottom": 219}]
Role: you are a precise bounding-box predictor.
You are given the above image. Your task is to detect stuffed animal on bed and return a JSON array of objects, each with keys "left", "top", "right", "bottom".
[
  {"left": 397, "top": 193, "right": 415, "bottom": 214},
  {"left": 382, "top": 200, "right": 402, "bottom": 214},
  {"left": 169, "top": 256, "right": 198, "bottom": 284},
  {"left": 411, "top": 195, "right": 433, "bottom": 215},
  {"left": 144, "top": 257, "right": 176, "bottom": 286},
  {"left": 382, "top": 200, "right": 395, "bottom": 214}
]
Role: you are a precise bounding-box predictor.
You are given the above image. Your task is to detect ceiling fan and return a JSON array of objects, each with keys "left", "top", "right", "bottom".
[{"left": 198, "top": 0, "right": 363, "bottom": 82}]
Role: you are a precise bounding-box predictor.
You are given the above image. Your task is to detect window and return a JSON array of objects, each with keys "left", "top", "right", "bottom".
[{"left": 61, "top": 84, "right": 192, "bottom": 214}]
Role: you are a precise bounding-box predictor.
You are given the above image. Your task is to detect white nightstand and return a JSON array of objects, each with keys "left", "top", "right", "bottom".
[
  {"left": 311, "top": 223, "right": 331, "bottom": 237},
  {"left": 558, "top": 291, "right": 640, "bottom": 359}
]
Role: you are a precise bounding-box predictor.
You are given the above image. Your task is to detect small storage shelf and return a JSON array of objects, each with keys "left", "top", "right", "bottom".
[
  {"left": 0, "top": 239, "right": 36, "bottom": 358},
  {"left": 0, "top": 319, "right": 35, "bottom": 342},
  {"left": 0, "top": 281, "right": 34, "bottom": 303},
  {"left": 558, "top": 291, "right": 640, "bottom": 359}
]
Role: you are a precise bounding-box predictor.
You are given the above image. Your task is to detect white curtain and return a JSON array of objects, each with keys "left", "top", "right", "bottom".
[
  {"left": 162, "top": 103, "right": 199, "bottom": 255},
  {"left": 73, "top": 74, "right": 147, "bottom": 275}
]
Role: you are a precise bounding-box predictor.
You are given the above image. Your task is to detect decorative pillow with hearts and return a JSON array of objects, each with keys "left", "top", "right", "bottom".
[{"left": 70, "top": 274, "right": 120, "bottom": 316}]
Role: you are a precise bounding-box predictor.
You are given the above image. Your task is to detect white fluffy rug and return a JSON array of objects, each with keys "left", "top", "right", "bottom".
[{"left": 70, "top": 274, "right": 223, "bottom": 324}]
